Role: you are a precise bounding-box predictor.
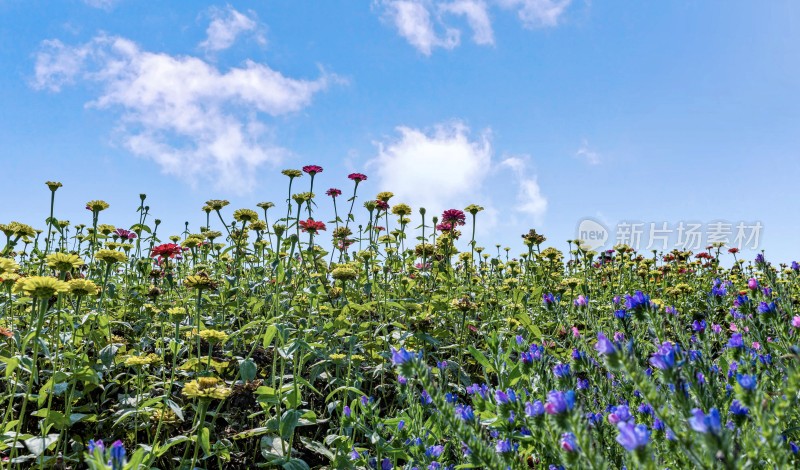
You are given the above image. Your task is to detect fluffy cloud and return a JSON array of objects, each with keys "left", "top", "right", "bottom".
[
  {"left": 500, "top": 156, "right": 548, "bottom": 219},
  {"left": 368, "top": 121, "right": 548, "bottom": 230},
  {"left": 33, "top": 33, "right": 330, "bottom": 192},
  {"left": 381, "top": 1, "right": 460, "bottom": 55},
  {"left": 440, "top": 0, "right": 495, "bottom": 45},
  {"left": 496, "top": 0, "right": 571, "bottom": 28},
  {"left": 378, "top": 0, "right": 569, "bottom": 54},
  {"left": 200, "top": 6, "right": 265, "bottom": 52},
  {"left": 368, "top": 122, "right": 492, "bottom": 213}
]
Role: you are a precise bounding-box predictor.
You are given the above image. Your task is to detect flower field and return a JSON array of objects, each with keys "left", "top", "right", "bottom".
[{"left": 1, "top": 170, "right": 799, "bottom": 469}]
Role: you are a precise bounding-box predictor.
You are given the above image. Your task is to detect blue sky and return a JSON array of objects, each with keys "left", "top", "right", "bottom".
[{"left": 1, "top": 0, "right": 798, "bottom": 261}]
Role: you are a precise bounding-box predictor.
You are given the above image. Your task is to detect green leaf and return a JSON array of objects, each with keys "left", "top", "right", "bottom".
[
  {"left": 240, "top": 358, "right": 257, "bottom": 382},
  {"left": 199, "top": 426, "right": 211, "bottom": 457},
  {"left": 279, "top": 409, "right": 302, "bottom": 441},
  {"left": 468, "top": 346, "right": 494, "bottom": 372}
]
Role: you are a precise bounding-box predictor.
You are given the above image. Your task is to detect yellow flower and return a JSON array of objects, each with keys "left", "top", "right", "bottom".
[
  {"left": 0, "top": 258, "right": 19, "bottom": 275},
  {"left": 124, "top": 353, "right": 161, "bottom": 367},
  {"left": 46, "top": 252, "right": 84, "bottom": 272},
  {"left": 86, "top": 200, "right": 110, "bottom": 212},
  {"left": 68, "top": 279, "right": 100, "bottom": 297},
  {"left": 256, "top": 202, "right": 274, "bottom": 210},
  {"left": 205, "top": 199, "right": 230, "bottom": 211},
  {"left": 281, "top": 169, "right": 302, "bottom": 178},
  {"left": 45, "top": 181, "right": 63, "bottom": 192},
  {"left": 184, "top": 273, "right": 216, "bottom": 290},
  {"left": 167, "top": 307, "right": 187, "bottom": 319},
  {"left": 8, "top": 222, "right": 35, "bottom": 238},
  {"left": 376, "top": 191, "right": 394, "bottom": 202},
  {"left": 150, "top": 408, "right": 179, "bottom": 424},
  {"left": 391, "top": 203, "right": 412, "bottom": 216},
  {"left": 95, "top": 249, "right": 127, "bottom": 264},
  {"left": 330, "top": 353, "right": 347, "bottom": 361},
  {"left": 14, "top": 276, "right": 69, "bottom": 298},
  {"left": 331, "top": 265, "right": 358, "bottom": 282},
  {"left": 0, "top": 272, "right": 20, "bottom": 286},
  {"left": 198, "top": 329, "right": 229, "bottom": 343},
  {"left": 182, "top": 377, "right": 231, "bottom": 400},
  {"left": 233, "top": 209, "right": 259, "bottom": 223}
]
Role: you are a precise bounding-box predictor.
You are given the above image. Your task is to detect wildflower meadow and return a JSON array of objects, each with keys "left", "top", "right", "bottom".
[{"left": 1, "top": 168, "right": 799, "bottom": 470}]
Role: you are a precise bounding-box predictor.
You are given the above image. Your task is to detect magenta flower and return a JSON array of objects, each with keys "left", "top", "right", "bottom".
[
  {"left": 326, "top": 188, "right": 342, "bottom": 198},
  {"left": 441, "top": 209, "right": 466, "bottom": 226},
  {"left": 348, "top": 172, "right": 367, "bottom": 182},
  {"left": 302, "top": 165, "right": 323, "bottom": 175}
]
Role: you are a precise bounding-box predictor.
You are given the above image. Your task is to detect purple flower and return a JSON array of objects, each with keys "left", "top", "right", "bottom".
[
  {"left": 574, "top": 295, "right": 588, "bottom": 307},
  {"left": 543, "top": 293, "right": 557, "bottom": 306},
  {"left": 349, "top": 448, "right": 360, "bottom": 460},
  {"left": 577, "top": 378, "right": 590, "bottom": 390},
  {"left": 343, "top": 405, "right": 351, "bottom": 418},
  {"left": 391, "top": 348, "right": 415, "bottom": 366},
  {"left": 553, "top": 363, "right": 571, "bottom": 378},
  {"left": 381, "top": 457, "right": 393, "bottom": 470},
  {"left": 649, "top": 342, "right": 679, "bottom": 370},
  {"left": 455, "top": 404, "right": 475, "bottom": 422},
  {"left": 730, "top": 400, "right": 749, "bottom": 416},
  {"left": 420, "top": 390, "right": 432, "bottom": 405},
  {"left": 595, "top": 333, "right": 616, "bottom": 356},
  {"left": 87, "top": 439, "right": 104, "bottom": 454},
  {"left": 692, "top": 320, "right": 707, "bottom": 333},
  {"left": 110, "top": 440, "right": 126, "bottom": 469},
  {"left": 625, "top": 291, "right": 650, "bottom": 311},
  {"left": 607, "top": 405, "right": 633, "bottom": 425},
  {"left": 747, "top": 278, "right": 759, "bottom": 290},
  {"left": 525, "top": 400, "right": 544, "bottom": 417},
  {"left": 616, "top": 422, "right": 650, "bottom": 451},
  {"left": 426, "top": 445, "right": 444, "bottom": 458},
  {"left": 736, "top": 373, "right": 757, "bottom": 391},
  {"left": 689, "top": 408, "right": 722, "bottom": 435},
  {"left": 728, "top": 333, "right": 744, "bottom": 349},
  {"left": 495, "top": 388, "right": 516, "bottom": 405},
  {"left": 495, "top": 438, "right": 514, "bottom": 454},
  {"left": 545, "top": 390, "right": 575, "bottom": 415},
  {"left": 757, "top": 301, "right": 777, "bottom": 315},
  {"left": 560, "top": 432, "right": 579, "bottom": 452}
]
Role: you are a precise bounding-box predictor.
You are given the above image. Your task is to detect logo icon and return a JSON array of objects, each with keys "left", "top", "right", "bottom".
[{"left": 576, "top": 218, "right": 609, "bottom": 251}]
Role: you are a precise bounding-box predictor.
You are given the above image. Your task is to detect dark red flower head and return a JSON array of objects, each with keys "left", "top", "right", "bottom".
[
  {"left": 326, "top": 188, "right": 342, "bottom": 198},
  {"left": 114, "top": 228, "right": 137, "bottom": 240},
  {"left": 436, "top": 222, "right": 454, "bottom": 232},
  {"left": 348, "top": 173, "right": 367, "bottom": 183},
  {"left": 441, "top": 209, "right": 466, "bottom": 226},
  {"left": 298, "top": 219, "right": 326, "bottom": 234},
  {"left": 150, "top": 243, "right": 183, "bottom": 260},
  {"left": 302, "top": 165, "right": 323, "bottom": 175},
  {"left": 375, "top": 200, "right": 390, "bottom": 211}
]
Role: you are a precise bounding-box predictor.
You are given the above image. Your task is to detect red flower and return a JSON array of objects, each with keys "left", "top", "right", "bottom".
[
  {"left": 150, "top": 243, "right": 183, "bottom": 260},
  {"left": 375, "top": 200, "right": 389, "bottom": 211},
  {"left": 348, "top": 173, "right": 367, "bottom": 183},
  {"left": 298, "top": 219, "right": 326, "bottom": 234},
  {"left": 326, "top": 188, "right": 342, "bottom": 198},
  {"left": 436, "top": 222, "right": 453, "bottom": 232},
  {"left": 441, "top": 209, "right": 466, "bottom": 226},
  {"left": 728, "top": 247, "right": 739, "bottom": 254},
  {"left": 302, "top": 165, "right": 323, "bottom": 175}
]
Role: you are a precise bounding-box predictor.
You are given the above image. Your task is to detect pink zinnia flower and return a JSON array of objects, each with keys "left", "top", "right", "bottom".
[
  {"left": 751, "top": 341, "right": 761, "bottom": 350},
  {"left": 298, "top": 219, "right": 326, "bottom": 234},
  {"left": 441, "top": 209, "right": 466, "bottom": 226},
  {"left": 114, "top": 228, "right": 137, "bottom": 240},
  {"left": 302, "top": 165, "right": 323, "bottom": 175},
  {"left": 436, "top": 222, "right": 453, "bottom": 232},
  {"left": 326, "top": 188, "right": 342, "bottom": 198},
  {"left": 348, "top": 173, "right": 367, "bottom": 182},
  {"left": 375, "top": 200, "right": 389, "bottom": 211},
  {"left": 792, "top": 316, "right": 800, "bottom": 328}
]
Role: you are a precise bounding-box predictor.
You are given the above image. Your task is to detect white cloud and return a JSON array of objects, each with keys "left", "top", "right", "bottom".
[
  {"left": 495, "top": 0, "right": 571, "bottom": 28},
  {"left": 83, "top": 0, "right": 119, "bottom": 10},
  {"left": 368, "top": 121, "right": 492, "bottom": 214},
  {"left": 500, "top": 156, "right": 548, "bottom": 219},
  {"left": 378, "top": 0, "right": 568, "bottom": 53},
  {"left": 575, "top": 139, "right": 601, "bottom": 165},
  {"left": 200, "top": 6, "right": 265, "bottom": 52},
  {"left": 440, "top": 0, "right": 494, "bottom": 45},
  {"left": 381, "top": 0, "right": 460, "bottom": 55},
  {"left": 33, "top": 34, "right": 330, "bottom": 192}
]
